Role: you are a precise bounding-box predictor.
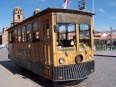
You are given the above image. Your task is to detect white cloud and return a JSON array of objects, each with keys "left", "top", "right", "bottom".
[
  {"left": 110, "top": 16, "right": 116, "bottom": 19},
  {"left": 41, "top": 0, "right": 45, "bottom": 2},
  {"left": 98, "top": 8, "right": 105, "bottom": 13},
  {"left": 109, "top": 0, "right": 116, "bottom": 7},
  {"left": 110, "top": 2, "right": 116, "bottom": 7}
]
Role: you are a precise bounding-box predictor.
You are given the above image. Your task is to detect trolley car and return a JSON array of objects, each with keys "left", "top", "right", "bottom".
[{"left": 8, "top": 8, "right": 95, "bottom": 82}]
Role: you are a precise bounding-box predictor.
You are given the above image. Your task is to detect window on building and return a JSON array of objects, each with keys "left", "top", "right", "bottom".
[
  {"left": 3, "top": 29, "right": 4, "bottom": 33},
  {"left": 17, "top": 15, "right": 20, "bottom": 19}
]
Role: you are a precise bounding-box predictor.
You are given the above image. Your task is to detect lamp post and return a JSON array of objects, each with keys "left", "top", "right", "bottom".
[{"left": 110, "top": 27, "right": 112, "bottom": 50}]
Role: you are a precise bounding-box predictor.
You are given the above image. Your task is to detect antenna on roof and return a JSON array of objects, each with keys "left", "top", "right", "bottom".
[{"left": 78, "top": 0, "right": 86, "bottom": 11}]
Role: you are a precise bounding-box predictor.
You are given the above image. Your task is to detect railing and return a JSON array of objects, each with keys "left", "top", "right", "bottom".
[{"left": 95, "top": 45, "right": 116, "bottom": 51}]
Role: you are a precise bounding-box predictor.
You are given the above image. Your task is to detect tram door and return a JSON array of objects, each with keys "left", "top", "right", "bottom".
[{"left": 43, "top": 19, "right": 51, "bottom": 79}]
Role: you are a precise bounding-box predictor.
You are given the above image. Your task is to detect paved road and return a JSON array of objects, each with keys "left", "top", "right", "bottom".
[
  {"left": 0, "top": 48, "right": 116, "bottom": 87},
  {"left": 95, "top": 50, "right": 116, "bottom": 56}
]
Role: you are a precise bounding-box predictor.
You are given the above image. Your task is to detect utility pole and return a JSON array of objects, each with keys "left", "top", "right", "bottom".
[
  {"left": 110, "top": 27, "right": 112, "bottom": 38},
  {"left": 93, "top": 0, "right": 94, "bottom": 30},
  {"left": 110, "top": 27, "right": 112, "bottom": 50}
]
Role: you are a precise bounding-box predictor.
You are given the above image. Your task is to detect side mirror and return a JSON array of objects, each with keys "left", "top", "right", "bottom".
[{"left": 54, "top": 25, "right": 59, "bottom": 33}]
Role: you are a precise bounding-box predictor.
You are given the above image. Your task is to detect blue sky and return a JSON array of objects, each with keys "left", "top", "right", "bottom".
[{"left": 0, "top": 0, "right": 116, "bottom": 31}]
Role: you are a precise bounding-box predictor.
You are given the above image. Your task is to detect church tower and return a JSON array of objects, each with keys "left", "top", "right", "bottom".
[{"left": 12, "top": 6, "right": 24, "bottom": 26}]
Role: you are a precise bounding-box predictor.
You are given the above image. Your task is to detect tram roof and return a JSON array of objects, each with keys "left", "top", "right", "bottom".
[{"left": 7, "top": 7, "right": 95, "bottom": 31}]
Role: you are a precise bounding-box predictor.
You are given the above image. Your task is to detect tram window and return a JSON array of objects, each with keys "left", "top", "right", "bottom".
[
  {"left": 27, "top": 24, "right": 32, "bottom": 41},
  {"left": 18, "top": 28, "right": 21, "bottom": 42},
  {"left": 44, "top": 19, "right": 50, "bottom": 39},
  {"left": 33, "top": 21, "right": 39, "bottom": 40},
  {"left": 11, "top": 31, "right": 14, "bottom": 43},
  {"left": 22, "top": 26, "right": 26, "bottom": 42},
  {"left": 79, "top": 24, "right": 91, "bottom": 48},
  {"left": 56, "top": 23, "right": 76, "bottom": 48},
  {"left": 27, "top": 24, "right": 32, "bottom": 33},
  {"left": 33, "top": 21, "right": 38, "bottom": 30},
  {"left": 8, "top": 32, "right": 12, "bottom": 43},
  {"left": 14, "top": 29, "right": 17, "bottom": 43}
]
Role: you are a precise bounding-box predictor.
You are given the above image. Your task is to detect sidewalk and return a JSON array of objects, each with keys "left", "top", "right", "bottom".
[{"left": 94, "top": 50, "right": 116, "bottom": 57}]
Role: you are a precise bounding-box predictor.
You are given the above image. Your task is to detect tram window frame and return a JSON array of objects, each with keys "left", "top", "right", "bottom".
[
  {"left": 43, "top": 19, "right": 50, "bottom": 40},
  {"left": 22, "top": 26, "right": 26, "bottom": 42},
  {"left": 33, "top": 21, "right": 38, "bottom": 30},
  {"left": 79, "top": 24, "right": 91, "bottom": 48},
  {"left": 27, "top": 24, "right": 32, "bottom": 42},
  {"left": 18, "top": 27, "right": 21, "bottom": 42},
  {"left": 11, "top": 31, "right": 14, "bottom": 43},
  {"left": 33, "top": 20, "right": 39, "bottom": 41},
  {"left": 56, "top": 23, "right": 76, "bottom": 47},
  {"left": 8, "top": 32, "right": 12, "bottom": 43},
  {"left": 14, "top": 29, "right": 18, "bottom": 43}
]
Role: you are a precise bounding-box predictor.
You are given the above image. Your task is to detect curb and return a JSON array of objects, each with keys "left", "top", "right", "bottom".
[{"left": 94, "top": 54, "right": 116, "bottom": 57}]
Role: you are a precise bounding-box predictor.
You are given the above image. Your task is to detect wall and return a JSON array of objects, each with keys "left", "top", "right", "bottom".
[
  {"left": 0, "top": 35, "right": 2, "bottom": 44},
  {"left": 2, "top": 27, "right": 8, "bottom": 46}
]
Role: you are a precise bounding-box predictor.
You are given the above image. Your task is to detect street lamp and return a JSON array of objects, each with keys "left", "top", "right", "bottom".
[
  {"left": 110, "top": 27, "right": 112, "bottom": 50},
  {"left": 110, "top": 27, "right": 112, "bottom": 38}
]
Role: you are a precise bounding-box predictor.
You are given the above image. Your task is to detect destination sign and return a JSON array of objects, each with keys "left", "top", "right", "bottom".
[{"left": 56, "top": 13, "right": 91, "bottom": 24}]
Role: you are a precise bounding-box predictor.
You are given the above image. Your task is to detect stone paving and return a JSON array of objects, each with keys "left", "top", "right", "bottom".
[
  {"left": 71, "top": 56, "right": 116, "bottom": 87},
  {"left": 0, "top": 48, "right": 116, "bottom": 87},
  {"left": 0, "top": 48, "right": 40, "bottom": 87}
]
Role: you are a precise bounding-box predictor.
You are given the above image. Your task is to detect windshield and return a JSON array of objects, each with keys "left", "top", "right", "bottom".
[
  {"left": 79, "top": 24, "right": 91, "bottom": 49},
  {"left": 56, "top": 23, "right": 76, "bottom": 52}
]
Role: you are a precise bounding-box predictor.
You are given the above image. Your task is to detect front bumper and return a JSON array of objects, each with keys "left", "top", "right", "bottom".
[{"left": 52, "top": 60, "right": 95, "bottom": 82}]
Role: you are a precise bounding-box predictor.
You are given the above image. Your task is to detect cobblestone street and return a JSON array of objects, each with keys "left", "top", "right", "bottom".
[
  {"left": 72, "top": 56, "right": 116, "bottom": 87},
  {"left": 0, "top": 48, "right": 116, "bottom": 87}
]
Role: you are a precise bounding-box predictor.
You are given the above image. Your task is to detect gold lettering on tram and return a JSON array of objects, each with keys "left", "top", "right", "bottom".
[{"left": 57, "top": 13, "right": 91, "bottom": 24}]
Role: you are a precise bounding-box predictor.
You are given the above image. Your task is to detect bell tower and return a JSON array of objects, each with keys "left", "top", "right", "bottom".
[{"left": 12, "top": 6, "right": 24, "bottom": 26}]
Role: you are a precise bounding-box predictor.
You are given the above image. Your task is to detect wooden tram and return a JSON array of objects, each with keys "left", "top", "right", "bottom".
[{"left": 8, "top": 8, "right": 95, "bottom": 82}]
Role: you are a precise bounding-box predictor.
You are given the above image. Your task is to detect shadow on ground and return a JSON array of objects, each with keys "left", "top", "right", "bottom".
[{"left": 0, "top": 60, "right": 85, "bottom": 87}]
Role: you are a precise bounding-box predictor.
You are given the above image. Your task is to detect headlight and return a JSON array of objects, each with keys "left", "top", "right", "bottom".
[
  {"left": 79, "top": 48, "right": 84, "bottom": 51},
  {"left": 88, "top": 55, "right": 92, "bottom": 60},
  {"left": 59, "top": 58, "right": 65, "bottom": 64}
]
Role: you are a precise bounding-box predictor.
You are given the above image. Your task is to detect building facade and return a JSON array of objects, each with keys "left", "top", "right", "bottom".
[
  {"left": 11, "top": 6, "right": 24, "bottom": 26},
  {"left": 1, "top": 6, "right": 24, "bottom": 46},
  {"left": 2, "top": 27, "right": 8, "bottom": 46},
  {"left": 0, "top": 32, "right": 2, "bottom": 44}
]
